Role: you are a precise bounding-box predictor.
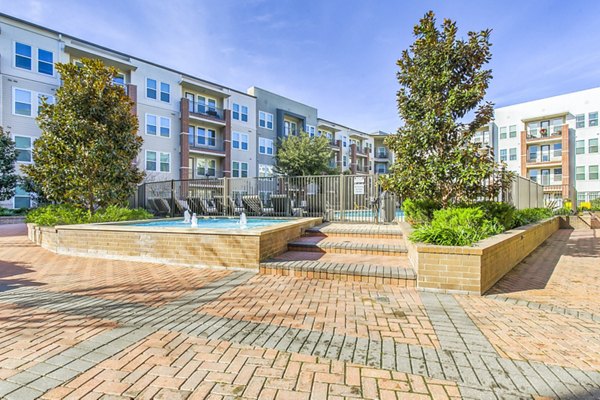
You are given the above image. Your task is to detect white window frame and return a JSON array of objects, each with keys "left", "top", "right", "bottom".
[
  {"left": 159, "top": 152, "right": 171, "bottom": 173},
  {"left": 145, "top": 150, "right": 171, "bottom": 172},
  {"left": 232, "top": 132, "right": 249, "bottom": 150},
  {"left": 12, "top": 88, "right": 54, "bottom": 118},
  {"left": 259, "top": 138, "right": 274, "bottom": 155},
  {"left": 159, "top": 117, "right": 171, "bottom": 138},
  {"left": 146, "top": 78, "right": 157, "bottom": 100},
  {"left": 13, "top": 185, "right": 31, "bottom": 209},
  {"left": 37, "top": 48, "right": 54, "bottom": 76},
  {"left": 14, "top": 42, "right": 32, "bottom": 71},
  {"left": 160, "top": 82, "right": 170, "bottom": 103},
  {"left": 258, "top": 164, "right": 274, "bottom": 177},
  {"left": 145, "top": 150, "right": 157, "bottom": 171},
  {"left": 14, "top": 135, "right": 33, "bottom": 164},
  {"left": 232, "top": 161, "right": 249, "bottom": 178},
  {"left": 306, "top": 125, "right": 316, "bottom": 137},
  {"left": 232, "top": 103, "right": 248, "bottom": 122},
  {"left": 259, "top": 111, "right": 274, "bottom": 130},
  {"left": 14, "top": 42, "right": 55, "bottom": 77},
  {"left": 145, "top": 114, "right": 157, "bottom": 136}
]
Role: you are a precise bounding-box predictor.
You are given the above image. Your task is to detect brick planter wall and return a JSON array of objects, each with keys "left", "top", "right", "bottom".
[
  {"left": 400, "top": 217, "right": 560, "bottom": 295},
  {"left": 558, "top": 215, "right": 600, "bottom": 230},
  {"left": 27, "top": 218, "right": 321, "bottom": 270}
]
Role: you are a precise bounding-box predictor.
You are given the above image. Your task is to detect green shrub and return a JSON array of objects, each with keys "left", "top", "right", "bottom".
[
  {"left": 0, "top": 207, "right": 29, "bottom": 216},
  {"left": 553, "top": 207, "right": 571, "bottom": 216},
  {"left": 410, "top": 207, "right": 504, "bottom": 246},
  {"left": 512, "top": 208, "right": 553, "bottom": 227},
  {"left": 590, "top": 198, "right": 600, "bottom": 211},
  {"left": 458, "top": 201, "right": 516, "bottom": 230},
  {"left": 26, "top": 204, "right": 152, "bottom": 226},
  {"left": 403, "top": 199, "right": 441, "bottom": 226}
]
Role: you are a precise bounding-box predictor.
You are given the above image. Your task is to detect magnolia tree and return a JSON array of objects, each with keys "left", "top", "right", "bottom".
[
  {"left": 276, "top": 132, "right": 336, "bottom": 176},
  {"left": 23, "top": 58, "right": 144, "bottom": 213},
  {"left": 0, "top": 127, "right": 18, "bottom": 202},
  {"left": 382, "top": 11, "right": 513, "bottom": 207}
]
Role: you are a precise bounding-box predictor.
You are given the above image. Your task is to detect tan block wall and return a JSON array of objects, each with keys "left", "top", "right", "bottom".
[
  {"left": 416, "top": 217, "right": 560, "bottom": 295},
  {"left": 559, "top": 215, "right": 600, "bottom": 230},
  {"left": 259, "top": 219, "right": 321, "bottom": 260},
  {"left": 0, "top": 216, "right": 26, "bottom": 225},
  {"left": 28, "top": 224, "right": 59, "bottom": 252}
]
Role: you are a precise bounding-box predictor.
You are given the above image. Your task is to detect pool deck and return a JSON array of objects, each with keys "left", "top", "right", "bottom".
[{"left": 1, "top": 224, "right": 599, "bottom": 399}]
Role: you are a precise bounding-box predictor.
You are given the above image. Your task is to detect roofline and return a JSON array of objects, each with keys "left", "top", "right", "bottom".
[
  {"left": 317, "top": 118, "right": 370, "bottom": 136},
  {"left": 249, "top": 86, "right": 317, "bottom": 110},
  {"left": 0, "top": 12, "right": 255, "bottom": 98},
  {"left": 495, "top": 85, "right": 600, "bottom": 111}
]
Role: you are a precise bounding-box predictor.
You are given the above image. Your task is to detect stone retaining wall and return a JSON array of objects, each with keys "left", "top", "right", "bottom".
[{"left": 400, "top": 217, "right": 560, "bottom": 295}]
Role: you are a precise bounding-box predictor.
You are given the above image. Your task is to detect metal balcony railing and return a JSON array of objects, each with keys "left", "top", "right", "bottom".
[
  {"left": 527, "top": 126, "right": 563, "bottom": 140},
  {"left": 188, "top": 101, "right": 225, "bottom": 121}
]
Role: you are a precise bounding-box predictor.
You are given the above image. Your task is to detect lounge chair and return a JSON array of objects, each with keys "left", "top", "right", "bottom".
[
  {"left": 201, "top": 199, "right": 219, "bottom": 215},
  {"left": 304, "top": 194, "right": 330, "bottom": 219},
  {"left": 146, "top": 198, "right": 162, "bottom": 215},
  {"left": 214, "top": 196, "right": 243, "bottom": 215},
  {"left": 270, "top": 194, "right": 302, "bottom": 216},
  {"left": 153, "top": 198, "right": 171, "bottom": 216},
  {"left": 174, "top": 199, "right": 190, "bottom": 215},
  {"left": 241, "top": 195, "right": 275, "bottom": 216},
  {"left": 188, "top": 197, "right": 219, "bottom": 215}
]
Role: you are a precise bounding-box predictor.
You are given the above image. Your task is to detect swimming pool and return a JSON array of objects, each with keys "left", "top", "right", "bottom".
[{"left": 126, "top": 218, "right": 292, "bottom": 230}]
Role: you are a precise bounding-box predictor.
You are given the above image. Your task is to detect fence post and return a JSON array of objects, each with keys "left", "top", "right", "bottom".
[
  {"left": 339, "top": 174, "right": 345, "bottom": 222},
  {"left": 170, "top": 179, "right": 175, "bottom": 217}
]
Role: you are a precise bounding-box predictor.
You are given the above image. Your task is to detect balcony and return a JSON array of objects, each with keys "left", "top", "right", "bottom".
[
  {"left": 526, "top": 126, "right": 564, "bottom": 141},
  {"left": 186, "top": 100, "right": 226, "bottom": 124},
  {"left": 356, "top": 147, "right": 369, "bottom": 157},
  {"left": 188, "top": 136, "right": 226, "bottom": 156},
  {"left": 526, "top": 154, "right": 562, "bottom": 166}
]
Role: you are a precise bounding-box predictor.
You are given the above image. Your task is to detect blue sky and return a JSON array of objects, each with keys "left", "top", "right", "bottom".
[{"left": 2, "top": 0, "right": 599, "bottom": 133}]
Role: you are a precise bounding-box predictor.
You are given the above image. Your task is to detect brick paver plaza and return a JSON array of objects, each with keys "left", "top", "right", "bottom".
[{"left": 0, "top": 224, "right": 599, "bottom": 399}]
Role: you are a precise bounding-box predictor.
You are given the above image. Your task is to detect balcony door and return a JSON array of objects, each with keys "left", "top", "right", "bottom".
[
  {"left": 541, "top": 145, "right": 550, "bottom": 162},
  {"left": 185, "top": 92, "right": 195, "bottom": 113},
  {"left": 540, "top": 120, "right": 550, "bottom": 136},
  {"left": 541, "top": 169, "right": 550, "bottom": 186}
]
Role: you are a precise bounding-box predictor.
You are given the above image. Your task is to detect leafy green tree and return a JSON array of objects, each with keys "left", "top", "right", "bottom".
[
  {"left": 23, "top": 58, "right": 144, "bottom": 213},
  {"left": 276, "top": 132, "right": 336, "bottom": 176},
  {"left": 382, "top": 11, "right": 513, "bottom": 207},
  {"left": 0, "top": 127, "right": 18, "bottom": 201}
]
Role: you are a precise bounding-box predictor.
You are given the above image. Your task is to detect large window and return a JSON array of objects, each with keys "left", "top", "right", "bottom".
[
  {"left": 13, "top": 186, "right": 30, "bottom": 209},
  {"left": 15, "top": 42, "right": 32, "bottom": 70},
  {"left": 37, "top": 49, "right": 54, "bottom": 75},
  {"left": 553, "top": 143, "right": 562, "bottom": 158},
  {"left": 196, "top": 159, "right": 216, "bottom": 176},
  {"left": 232, "top": 161, "right": 249, "bottom": 178},
  {"left": 15, "top": 136, "right": 32, "bottom": 163},
  {"left": 589, "top": 112, "right": 598, "bottom": 127},
  {"left": 160, "top": 82, "right": 170, "bottom": 103},
  {"left": 146, "top": 78, "right": 157, "bottom": 99},
  {"left": 159, "top": 117, "right": 170, "bottom": 138},
  {"left": 233, "top": 103, "right": 249, "bottom": 122},
  {"left": 576, "top": 114, "right": 585, "bottom": 128},
  {"left": 500, "top": 149, "right": 507, "bottom": 162},
  {"left": 576, "top": 166, "right": 585, "bottom": 180},
  {"left": 258, "top": 164, "right": 274, "bottom": 177},
  {"left": 232, "top": 132, "right": 249, "bottom": 150},
  {"left": 306, "top": 125, "right": 316, "bottom": 137},
  {"left": 590, "top": 165, "right": 599, "bottom": 180},
  {"left": 509, "top": 148, "right": 517, "bottom": 161},
  {"left": 576, "top": 140, "right": 585, "bottom": 155},
  {"left": 259, "top": 111, "right": 273, "bottom": 129},
  {"left": 589, "top": 138, "right": 599, "bottom": 153},
  {"left": 14, "top": 89, "right": 32, "bottom": 116},
  {"left": 541, "top": 145, "right": 550, "bottom": 162},
  {"left": 259, "top": 138, "right": 274, "bottom": 155},
  {"left": 528, "top": 145, "right": 538, "bottom": 162},
  {"left": 509, "top": 125, "right": 517, "bottom": 138},
  {"left": 553, "top": 168, "right": 562, "bottom": 182},
  {"left": 159, "top": 153, "right": 170, "bottom": 172},
  {"left": 499, "top": 127, "right": 507, "bottom": 139},
  {"left": 541, "top": 169, "right": 550, "bottom": 185},
  {"left": 145, "top": 114, "right": 157, "bottom": 135}
]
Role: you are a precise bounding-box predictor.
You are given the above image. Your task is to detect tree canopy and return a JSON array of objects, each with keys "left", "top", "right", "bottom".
[
  {"left": 382, "top": 11, "right": 512, "bottom": 207},
  {"left": 23, "top": 58, "right": 144, "bottom": 213},
  {"left": 275, "top": 132, "right": 335, "bottom": 176},
  {"left": 0, "top": 127, "right": 18, "bottom": 201}
]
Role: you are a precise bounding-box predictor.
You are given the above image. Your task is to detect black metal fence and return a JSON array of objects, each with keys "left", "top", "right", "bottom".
[{"left": 137, "top": 175, "right": 402, "bottom": 224}]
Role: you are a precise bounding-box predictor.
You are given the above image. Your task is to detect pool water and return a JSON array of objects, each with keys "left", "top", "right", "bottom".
[{"left": 125, "top": 218, "right": 291, "bottom": 229}]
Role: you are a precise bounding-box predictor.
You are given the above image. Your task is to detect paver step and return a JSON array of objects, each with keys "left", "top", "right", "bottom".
[
  {"left": 304, "top": 223, "right": 404, "bottom": 239},
  {"left": 260, "top": 251, "right": 415, "bottom": 286},
  {"left": 288, "top": 236, "right": 407, "bottom": 256}
]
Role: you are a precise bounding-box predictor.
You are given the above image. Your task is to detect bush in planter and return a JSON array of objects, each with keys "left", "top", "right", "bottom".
[
  {"left": 512, "top": 208, "right": 553, "bottom": 227},
  {"left": 409, "top": 207, "right": 503, "bottom": 246},
  {"left": 554, "top": 206, "right": 571, "bottom": 216},
  {"left": 26, "top": 204, "right": 152, "bottom": 226},
  {"left": 403, "top": 199, "right": 441, "bottom": 226},
  {"left": 457, "top": 201, "right": 516, "bottom": 230},
  {"left": 591, "top": 198, "right": 600, "bottom": 211},
  {"left": 0, "top": 207, "right": 29, "bottom": 217}
]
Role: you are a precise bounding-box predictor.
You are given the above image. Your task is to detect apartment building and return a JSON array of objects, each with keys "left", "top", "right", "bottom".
[
  {"left": 0, "top": 13, "right": 393, "bottom": 209},
  {"left": 491, "top": 87, "right": 600, "bottom": 205},
  {"left": 370, "top": 131, "right": 395, "bottom": 174}
]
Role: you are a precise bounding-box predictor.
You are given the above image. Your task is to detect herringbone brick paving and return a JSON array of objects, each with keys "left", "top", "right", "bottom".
[{"left": 0, "top": 224, "right": 599, "bottom": 399}]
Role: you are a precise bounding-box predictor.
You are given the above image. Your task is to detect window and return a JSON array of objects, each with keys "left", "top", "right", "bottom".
[
  {"left": 113, "top": 73, "right": 126, "bottom": 87},
  {"left": 259, "top": 138, "right": 274, "bottom": 155},
  {"left": 160, "top": 82, "right": 170, "bottom": 102},
  {"left": 589, "top": 138, "right": 599, "bottom": 153},
  {"left": 529, "top": 169, "right": 538, "bottom": 182},
  {"left": 343, "top": 155, "right": 347, "bottom": 167},
  {"left": 589, "top": 112, "right": 598, "bottom": 127},
  {"left": 13, "top": 186, "right": 30, "bottom": 209},
  {"left": 145, "top": 114, "right": 157, "bottom": 135},
  {"left": 576, "top": 166, "right": 585, "bottom": 180},
  {"left": 259, "top": 164, "right": 274, "bottom": 177},
  {"left": 376, "top": 164, "right": 387, "bottom": 174},
  {"left": 14, "top": 89, "right": 32, "bottom": 116},
  {"left": 188, "top": 126, "right": 195, "bottom": 147},
  {"left": 509, "top": 148, "right": 517, "bottom": 161},
  {"left": 146, "top": 151, "right": 157, "bottom": 171},
  {"left": 259, "top": 111, "right": 273, "bottom": 129},
  {"left": 232, "top": 132, "right": 249, "bottom": 150},
  {"left": 590, "top": 165, "right": 599, "bottom": 180},
  {"left": 159, "top": 117, "right": 170, "bottom": 138},
  {"left": 343, "top": 137, "right": 347, "bottom": 147},
  {"left": 196, "top": 159, "right": 216, "bottom": 176},
  {"left": 553, "top": 168, "right": 562, "bottom": 182},
  {"left": 232, "top": 161, "right": 248, "bottom": 178},
  {"left": 528, "top": 146, "right": 538, "bottom": 162},
  {"left": 576, "top": 114, "right": 585, "bottom": 128},
  {"left": 306, "top": 125, "right": 316, "bottom": 137},
  {"left": 146, "top": 151, "right": 170, "bottom": 172},
  {"left": 576, "top": 140, "right": 585, "bottom": 155},
  {"left": 146, "top": 79, "right": 157, "bottom": 99},
  {"left": 206, "top": 129, "right": 216, "bottom": 147},
  {"left": 15, "top": 42, "right": 32, "bottom": 70},
  {"left": 15, "top": 136, "right": 32, "bottom": 163},
  {"left": 541, "top": 145, "right": 550, "bottom": 162},
  {"left": 37, "top": 49, "right": 53, "bottom": 75},
  {"left": 541, "top": 169, "right": 550, "bottom": 185},
  {"left": 232, "top": 104, "right": 249, "bottom": 122},
  {"left": 500, "top": 149, "right": 507, "bottom": 162},
  {"left": 509, "top": 125, "right": 517, "bottom": 138},
  {"left": 499, "top": 127, "right": 507, "bottom": 139},
  {"left": 553, "top": 143, "right": 562, "bottom": 158}
]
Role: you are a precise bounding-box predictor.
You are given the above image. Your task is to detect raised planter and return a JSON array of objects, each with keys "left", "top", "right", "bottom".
[
  {"left": 399, "top": 217, "right": 560, "bottom": 295},
  {"left": 558, "top": 214, "right": 600, "bottom": 230},
  {"left": 0, "top": 216, "right": 26, "bottom": 225}
]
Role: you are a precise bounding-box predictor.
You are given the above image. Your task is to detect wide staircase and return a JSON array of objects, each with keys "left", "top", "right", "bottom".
[{"left": 259, "top": 223, "right": 416, "bottom": 286}]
